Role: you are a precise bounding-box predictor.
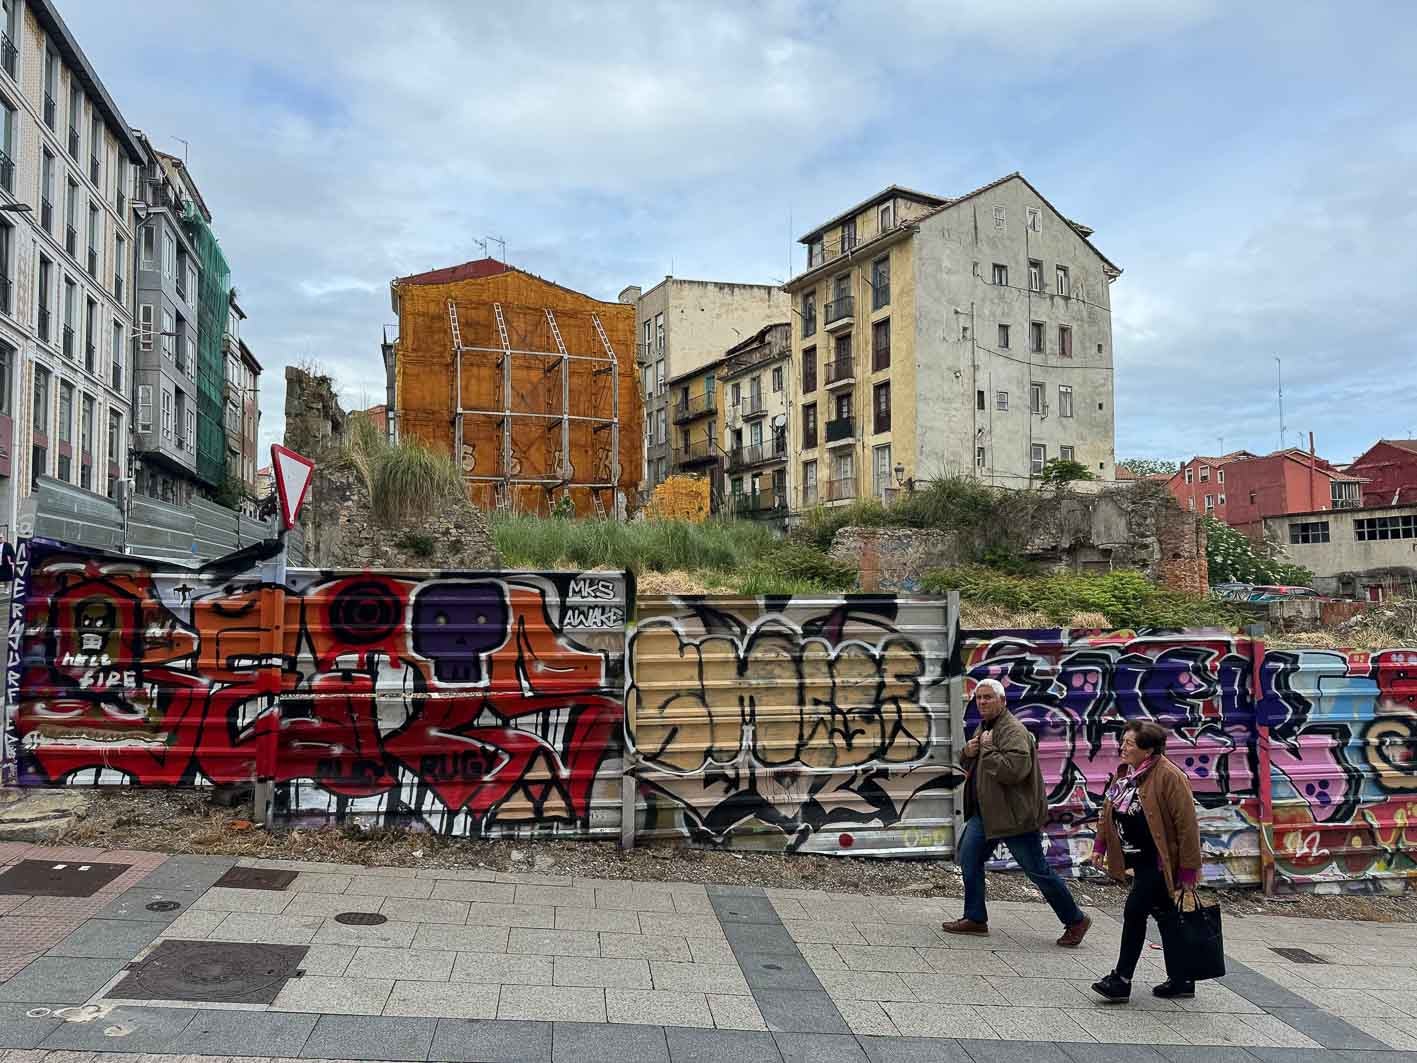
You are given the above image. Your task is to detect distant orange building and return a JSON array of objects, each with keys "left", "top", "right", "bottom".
[
  {"left": 360, "top": 405, "right": 389, "bottom": 436},
  {"left": 388, "top": 259, "right": 642, "bottom": 518}
]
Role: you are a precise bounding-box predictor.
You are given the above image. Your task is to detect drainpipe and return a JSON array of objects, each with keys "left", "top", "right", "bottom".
[
  {"left": 1308, "top": 431, "right": 1317, "bottom": 513},
  {"left": 1250, "top": 633, "right": 1276, "bottom": 895}
]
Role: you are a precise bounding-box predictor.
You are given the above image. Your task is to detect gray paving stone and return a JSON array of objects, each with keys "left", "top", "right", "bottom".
[
  {"left": 383, "top": 980, "right": 499, "bottom": 1019},
  {"left": 959, "top": 1039, "right": 1072, "bottom": 1063},
  {"left": 688, "top": 939, "right": 738, "bottom": 965},
  {"left": 708, "top": 993, "right": 770, "bottom": 1031},
  {"left": 206, "top": 912, "right": 327, "bottom": 945},
  {"left": 722, "top": 923, "right": 798, "bottom": 955},
  {"left": 751, "top": 989, "right": 850, "bottom": 1034},
  {"left": 189, "top": 887, "right": 295, "bottom": 914},
  {"left": 412, "top": 923, "right": 510, "bottom": 953},
  {"left": 450, "top": 951, "right": 554, "bottom": 986},
  {"left": 553, "top": 907, "right": 641, "bottom": 934},
  {"left": 1058, "top": 1047, "right": 1177, "bottom": 1063},
  {"left": 465, "top": 902, "right": 558, "bottom": 929},
  {"left": 341, "top": 877, "right": 435, "bottom": 900},
  {"left": 1218, "top": 962, "right": 1314, "bottom": 1009},
  {"left": 640, "top": 914, "right": 727, "bottom": 940},
  {"left": 508, "top": 928, "right": 602, "bottom": 957},
  {"left": 1155, "top": 1048, "right": 1263, "bottom": 1063},
  {"left": 774, "top": 1032, "right": 868, "bottom": 1063},
  {"left": 515, "top": 885, "right": 597, "bottom": 909},
  {"left": 499, "top": 985, "right": 606, "bottom": 1022},
  {"left": 0, "top": 1004, "right": 62, "bottom": 1049},
  {"left": 419, "top": 866, "right": 499, "bottom": 881},
  {"left": 167, "top": 1009, "right": 318, "bottom": 1057},
  {"left": 600, "top": 933, "right": 692, "bottom": 961},
  {"left": 665, "top": 1025, "right": 783, "bottom": 1063},
  {"left": 431, "top": 1017, "right": 553, "bottom": 1062},
  {"left": 298, "top": 1014, "right": 436, "bottom": 1060},
  {"left": 156, "top": 909, "right": 228, "bottom": 939},
  {"left": 135, "top": 861, "right": 233, "bottom": 893},
  {"left": 595, "top": 887, "right": 677, "bottom": 913},
  {"left": 706, "top": 885, "right": 768, "bottom": 897},
  {"left": 37, "top": 1005, "right": 196, "bottom": 1053},
  {"left": 0, "top": 958, "right": 128, "bottom": 1003},
  {"left": 92, "top": 889, "right": 195, "bottom": 923},
  {"left": 1262, "top": 1007, "right": 1389, "bottom": 1050},
  {"left": 1249, "top": 1052, "right": 1417, "bottom": 1063},
  {"left": 344, "top": 946, "right": 456, "bottom": 982},
  {"left": 711, "top": 896, "right": 779, "bottom": 925},
  {"left": 859, "top": 1035, "right": 974, "bottom": 1063},
  {"left": 376, "top": 897, "right": 471, "bottom": 925},
  {"left": 287, "top": 872, "right": 354, "bottom": 894},
  {"left": 47, "top": 919, "right": 162, "bottom": 959},
  {"left": 650, "top": 961, "right": 749, "bottom": 996},
  {"left": 430, "top": 880, "right": 517, "bottom": 903},
  {"left": 285, "top": 892, "right": 369, "bottom": 919},
  {"left": 605, "top": 990, "right": 713, "bottom": 1028},
  {"left": 311, "top": 919, "right": 418, "bottom": 949},
  {"left": 738, "top": 952, "right": 824, "bottom": 992},
  {"left": 270, "top": 975, "right": 393, "bottom": 1015},
  {"left": 552, "top": 1020, "right": 670, "bottom": 1063},
  {"left": 553, "top": 956, "right": 652, "bottom": 989}
]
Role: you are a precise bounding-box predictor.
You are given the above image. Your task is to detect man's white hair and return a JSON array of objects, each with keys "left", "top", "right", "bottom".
[{"left": 975, "top": 678, "right": 1006, "bottom": 699}]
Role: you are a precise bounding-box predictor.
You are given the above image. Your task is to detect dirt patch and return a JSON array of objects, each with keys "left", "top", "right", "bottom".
[{"left": 40, "top": 789, "right": 1417, "bottom": 923}]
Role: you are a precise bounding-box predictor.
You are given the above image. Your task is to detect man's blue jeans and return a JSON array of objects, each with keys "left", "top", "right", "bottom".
[{"left": 959, "top": 815, "right": 1084, "bottom": 926}]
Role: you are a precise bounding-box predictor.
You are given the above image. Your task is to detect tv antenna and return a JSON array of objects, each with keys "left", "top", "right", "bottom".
[
  {"left": 1274, "top": 356, "right": 1285, "bottom": 452},
  {"left": 485, "top": 235, "right": 506, "bottom": 263}
]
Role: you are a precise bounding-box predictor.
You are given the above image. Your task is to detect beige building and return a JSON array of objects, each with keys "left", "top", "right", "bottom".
[
  {"left": 783, "top": 174, "right": 1121, "bottom": 510},
  {"left": 1, "top": 0, "right": 145, "bottom": 539},
  {"left": 618, "top": 277, "right": 787, "bottom": 500},
  {"left": 1264, "top": 503, "right": 1417, "bottom": 601},
  {"left": 721, "top": 321, "right": 790, "bottom": 520}
]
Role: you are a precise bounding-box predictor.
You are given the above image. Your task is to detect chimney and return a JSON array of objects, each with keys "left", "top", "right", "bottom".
[{"left": 618, "top": 285, "right": 642, "bottom": 305}]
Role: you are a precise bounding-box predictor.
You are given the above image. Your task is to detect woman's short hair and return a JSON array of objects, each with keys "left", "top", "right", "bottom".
[{"left": 1123, "top": 720, "right": 1168, "bottom": 755}]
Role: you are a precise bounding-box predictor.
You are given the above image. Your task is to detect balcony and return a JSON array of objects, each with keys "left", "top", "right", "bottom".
[
  {"left": 824, "top": 358, "right": 855, "bottom": 389},
  {"left": 727, "top": 437, "right": 788, "bottom": 471},
  {"left": 826, "top": 476, "right": 856, "bottom": 502},
  {"left": 739, "top": 393, "right": 766, "bottom": 418},
  {"left": 672, "top": 439, "right": 720, "bottom": 468},
  {"left": 1, "top": 33, "right": 14, "bottom": 79},
  {"left": 825, "top": 416, "right": 854, "bottom": 444},
  {"left": 635, "top": 341, "right": 662, "bottom": 367},
  {"left": 825, "top": 295, "right": 854, "bottom": 331},
  {"left": 672, "top": 391, "right": 716, "bottom": 423},
  {"left": 731, "top": 492, "right": 786, "bottom": 518}
]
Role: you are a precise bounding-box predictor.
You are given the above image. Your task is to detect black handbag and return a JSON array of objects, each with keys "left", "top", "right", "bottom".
[{"left": 1171, "top": 887, "right": 1226, "bottom": 982}]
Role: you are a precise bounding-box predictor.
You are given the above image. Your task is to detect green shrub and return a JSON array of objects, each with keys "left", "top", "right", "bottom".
[
  {"left": 735, "top": 541, "right": 855, "bottom": 595},
  {"left": 1204, "top": 517, "right": 1314, "bottom": 586},
  {"left": 371, "top": 440, "right": 465, "bottom": 526},
  {"left": 396, "top": 531, "right": 436, "bottom": 559}
]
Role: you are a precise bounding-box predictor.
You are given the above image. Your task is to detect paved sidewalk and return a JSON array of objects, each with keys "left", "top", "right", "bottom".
[{"left": 0, "top": 842, "right": 1413, "bottom": 1062}]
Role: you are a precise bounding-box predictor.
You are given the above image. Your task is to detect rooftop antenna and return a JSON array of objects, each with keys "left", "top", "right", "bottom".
[
  {"left": 788, "top": 207, "right": 793, "bottom": 285},
  {"left": 1274, "top": 356, "right": 1285, "bottom": 452},
  {"left": 472, "top": 237, "right": 488, "bottom": 259},
  {"left": 485, "top": 235, "right": 506, "bottom": 263},
  {"left": 172, "top": 136, "right": 189, "bottom": 163}
]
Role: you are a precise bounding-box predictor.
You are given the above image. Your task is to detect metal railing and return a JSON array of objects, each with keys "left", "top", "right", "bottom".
[
  {"left": 1, "top": 34, "right": 15, "bottom": 79},
  {"left": 826, "top": 476, "right": 856, "bottom": 501},
  {"left": 740, "top": 393, "right": 766, "bottom": 417},
  {"left": 824, "top": 358, "right": 855, "bottom": 386},
  {"left": 727, "top": 437, "right": 788, "bottom": 469},
  {"left": 672, "top": 439, "right": 719, "bottom": 465},
  {"left": 0, "top": 149, "right": 11, "bottom": 194},
  {"left": 672, "top": 391, "right": 716, "bottom": 422},
  {"left": 825, "top": 416, "right": 854, "bottom": 443},
  {"left": 825, "top": 296, "right": 854, "bottom": 326}
]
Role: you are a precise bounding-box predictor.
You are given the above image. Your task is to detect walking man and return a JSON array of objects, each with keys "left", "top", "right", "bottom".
[{"left": 942, "top": 678, "right": 1092, "bottom": 946}]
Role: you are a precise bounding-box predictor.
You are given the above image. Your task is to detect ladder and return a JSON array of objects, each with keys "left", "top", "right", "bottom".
[
  {"left": 545, "top": 309, "right": 571, "bottom": 482},
  {"left": 447, "top": 299, "right": 464, "bottom": 351},
  {"left": 591, "top": 492, "right": 607, "bottom": 520},
  {"left": 448, "top": 300, "right": 464, "bottom": 469},
  {"left": 494, "top": 483, "right": 512, "bottom": 517},
  {"left": 493, "top": 303, "right": 512, "bottom": 480}
]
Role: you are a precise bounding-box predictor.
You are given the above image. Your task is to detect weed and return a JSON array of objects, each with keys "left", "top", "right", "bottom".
[{"left": 396, "top": 531, "right": 436, "bottom": 559}]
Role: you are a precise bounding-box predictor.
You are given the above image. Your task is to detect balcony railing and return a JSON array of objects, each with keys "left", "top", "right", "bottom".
[
  {"left": 672, "top": 439, "right": 720, "bottom": 466},
  {"left": 635, "top": 341, "right": 662, "bottom": 366},
  {"left": 727, "top": 437, "right": 788, "bottom": 470},
  {"left": 825, "top": 416, "right": 854, "bottom": 443},
  {"left": 1, "top": 34, "right": 15, "bottom": 79},
  {"left": 0, "top": 149, "right": 11, "bottom": 194},
  {"left": 826, "top": 476, "right": 856, "bottom": 502},
  {"left": 825, "top": 295, "right": 854, "bottom": 328},
  {"left": 672, "top": 391, "right": 716, "bottom": 422},
  {"left": 824, "top": 358, "right": 855, "bottom": 387},
  {"left": 732, "top": 492, "right": 786, "bottom": 517},
  {"left": 739, "top": 393, "right": 766, "bottom": 417}
]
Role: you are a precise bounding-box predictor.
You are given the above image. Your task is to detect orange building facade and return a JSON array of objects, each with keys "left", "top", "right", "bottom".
[{"left": 390, "top": 260, "right": 642, "bottom": 518}]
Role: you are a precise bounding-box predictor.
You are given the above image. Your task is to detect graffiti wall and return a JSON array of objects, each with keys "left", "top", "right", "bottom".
[
  {"left": 626, "top": 594, "right": 961, "bottom": 855},
  {"left": 4, "top": 538, "right": 628, "bottom": 837},
  {"left": 963, "top": 630, "right": 1417, "bottom": 889}
]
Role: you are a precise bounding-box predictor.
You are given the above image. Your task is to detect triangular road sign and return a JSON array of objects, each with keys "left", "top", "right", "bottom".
[{"left": 270, "top": 444, "right": 316, "bottom": 530}]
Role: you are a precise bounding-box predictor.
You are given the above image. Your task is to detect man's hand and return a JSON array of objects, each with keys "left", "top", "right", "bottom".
[
  {"left": 964, "top": 736, "right": 980, "bottom": 757},
  {"left": 979, "top": 730, "right": 994, "bottom": 750}
]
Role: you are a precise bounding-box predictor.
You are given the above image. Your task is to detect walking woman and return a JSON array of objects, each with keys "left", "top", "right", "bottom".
[{"left": 1090, "top": 720, "right": 1203, "bottom": 1003}]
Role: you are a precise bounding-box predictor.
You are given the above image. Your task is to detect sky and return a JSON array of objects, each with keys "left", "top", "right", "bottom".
[{"left": 61, "top": 0, "right": 1417, "bottom": 467}]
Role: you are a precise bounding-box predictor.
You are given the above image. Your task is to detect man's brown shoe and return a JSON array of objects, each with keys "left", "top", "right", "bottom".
[
  {"left": 941, "top": 918, "right": 989, "bottom": 935},
  {"left": 1057, "top": 915, "right": 1092, "bottom": 948}
]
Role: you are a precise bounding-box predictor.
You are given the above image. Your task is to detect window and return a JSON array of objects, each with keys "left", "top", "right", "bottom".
[
  {"left": 56, "top": 381, "right": 72, "bottom": 480},
  {"left": 115, "top": 157, "right": 125, "bottom": 213},
  {"left": 138, "top": 303, "right": 153, "bottom": 350},
  {"left": 161, "top": 308, "right": 174, "bottom": 360},
  {"left": 1199, "top": 465, "right": 1210, "bottom": 482},
  {"left": 1058, "top": 325, "right": 1072, "bottom": 357},
  {"left": 40, "top": 149, "right": 54, "bottom": 232},
  {"left": 729, "top": 380, "right": 741, "bottom": 407},
  {"left": 0, "top": 94, "right": 13, "bottom": 193},
  {"left": 835, "top": 391, "right": 852, "bottom": 422},
  {"left": 807, "top": 237, "right": 823, "bottom": 269},
  {"left": 997, "top": 323, "right": 1010, "bottom": 349},
  {"left": 873, "top": 381, "right": 891, "bottom": 433},
  {"left": 871, "top": 256, "right": 889, "bottom": 309},
  {"left": 43, "top": 48, "right": 57, "bottom": 129},
  {"left": 1, "top": 0, "right": 15, "bottom": 78},
  {"left": 1026, "top": 207, "right": 1041, "bottom": 232},
  {"left": 64, "top": 177, "right": 78, "bottom": 255},
  {"left": 748, "top": 419, "right": 763, "bottom": 448},
  {"left": 80, "top": 394, "right": 94, "bottom": 488},
  {"left": 37, "top": 255, "right": 52, "bottom": 341},
  {"left": 641, "top": 366, "right": 652, "bottom": 402},
  {"left": 176, "top": 250, "right": 187, "bottom": 299},
  {"left": 873, "top": 444, "right": 892, "bottom": 498},
  {"left": 67, "top": 84, "right": 80, "bottom": 159},
  {"left": 84, "top": 297, "right": 96, "bottom": 372},
  {"left": 992, "top": 263, "right": 1008, "bottom": 286},
  {"left": 186, "top": 407, "right": 196, "bottom": 450},
  {"left": 1028, "top": 260, "right": 1043, "bottom": 292},
  {"left": 1060, "top": 445, "right": 1075, "bottom": 463},
  {"left": 1058, "top": 385, "right": 1073, "bottom": 418},
  {"left": 1204, "top": 494, "right": 1215, "bottom": 512},
  {"left": 161, "top": 389, "right": 172, "bottom": 440},
  {"left": 0, "top": 218, "right": 10, "bottom": 315},
  {"left": 1218, "top": 494, "right": 1226, "bottom": 505},
  {"left": 1031, "top": 444, "right": 1046, "bottom": 475},
  {"left": 1218, "top": 468, "right": 1225, "bottom": 484},
  {"left": 1030, "top": 321, "right": 1044, "bottom": 353},
  {"left": 801, "top": 291, "right": 816, "bottom": 338},
  {"left": 31, "top": 367, "right": 50, "bottom": 481},
  {"left": 833, "top": 331, "right": 850, "bottom": 368},
  {"left": 831, "top": 449, "right": 854, "bottom": 500},
  {"left": 141, "top": 223, "right": 156, "bottom": 269},
  {"left": 802, "top": 403, "right": 817, "bottom": 448},
  {"left": 62, "top": 276, "right": 76, "bottom": 357},
  {"left": 801, "top": 345, "right": 816, "bottom": 393},
  {"left": 841, "top": 219, "right": 856, "bottom": 253},
  {"left": 161, "top": 230, "right": 175, "bottom": 280},
  {"left": 746, "top": 376, "right": 760, "bottom": 409},
  {"left": 879, "top": 203, "right": 893, "bottom": 230},
  {"left": 1355, "top": 515, "right": 1417, "bottom": 541},
  {"left": 0, "top": 340, "right": 9, "bottom": 416},
  {"left": 185, "top": 261, "right": 198, "bottom": 303},
  {"left": 1056, "top": 265, "right": 1070, "bottom": 297},
  {"left": 89, "top": 113, "right": 101, "bottom": 185},
  {"left": 1030, "top": 381, "right": 1044, "bottom": 414},
  {"left": 975, "top": 446, "right": 985, "bottom": 469},
  {"left": 86, "top": 203, "right": 99, "bottom": 277},
  {"left": 802, "top": 459, "right": 818, "bottom": 506},
  {"left": 872, "top": 319, "right": 890, "bottom": 371},
  {"left": 992, "top": 205, "right": 1006, "bottom": 231},
  {"left": 771, "top": 366, "right": 782, "bottom": 393},
  {"left": 654, "top": 358, "right": 664, "bottom": 394},
  {"left": 107, "top": 410, "right": 121, "bottom": 478},
  {"left": 996, "top": 390, "right": 1008, "bottom": 411},
  {"left": 110, "top": 319, "right": 123, "bottom": 391},
  {"left": 656, "top": 409, "right": 666, "bottom": 444},
  {"left": 1248, "top": 490, "right": 1256, "bottom": 504},
  {"left": 976, "top": 389, "right": 985, "bottom": 411}
]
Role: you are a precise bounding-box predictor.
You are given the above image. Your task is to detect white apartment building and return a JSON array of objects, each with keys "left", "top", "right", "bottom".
[{"left": 0, "top": 0, "right": 144, "bottom": 539}]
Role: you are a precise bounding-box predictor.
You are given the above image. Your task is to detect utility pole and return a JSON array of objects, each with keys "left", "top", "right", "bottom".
[{"left": 1274, "top": 356, "right": 1285, "bottom": 453}]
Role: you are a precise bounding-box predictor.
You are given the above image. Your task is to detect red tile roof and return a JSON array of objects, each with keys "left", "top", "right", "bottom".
[{"left": 396, "top": 258, "right": 510, "bottom": 286}]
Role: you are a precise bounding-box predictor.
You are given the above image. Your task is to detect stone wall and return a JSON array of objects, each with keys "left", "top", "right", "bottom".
[
  {"left": 284, "top": 366, "right": 347, "bottom": 460},
  {"left": 829, "top": 527, "right": 961, "bottom": 592}
]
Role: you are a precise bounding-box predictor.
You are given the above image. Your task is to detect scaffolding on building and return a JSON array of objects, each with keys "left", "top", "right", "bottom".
[{"left": 446, "top": 298, "right": 622, "bottom": 517}]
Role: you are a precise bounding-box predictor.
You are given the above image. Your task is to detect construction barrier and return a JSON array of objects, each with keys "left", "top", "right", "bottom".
[{"left": 4, "top": 536, "right": 1415, "bottom": 890}]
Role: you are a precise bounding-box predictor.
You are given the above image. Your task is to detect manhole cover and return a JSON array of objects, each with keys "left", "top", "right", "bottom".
[
  {"left": 108, "top": 940, "right": 308, "bottom": 1004},
  {"left": 145, "top": 901, "right": 181, "bottom": 912},
  {"left": 334, "top": 911, "right": 387, "bottom": 926},
  {"left": 1270, "top": 947, "right": 1329, "bottom": 964},
  {"left": 214, "top": 867, "right": 298, "bottom": 891},
  {"left": 0, "top": 860, "right": 131, "bottom": 897}
]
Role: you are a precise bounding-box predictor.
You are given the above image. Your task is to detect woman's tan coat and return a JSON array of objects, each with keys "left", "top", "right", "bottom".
[{"left": 1095, "top": 754, "right": 1203, "bottom": 892}]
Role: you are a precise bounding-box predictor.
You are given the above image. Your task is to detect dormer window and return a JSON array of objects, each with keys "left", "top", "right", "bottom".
[{"left": 879, "top": 203, "right": 893, "bottom": 230}]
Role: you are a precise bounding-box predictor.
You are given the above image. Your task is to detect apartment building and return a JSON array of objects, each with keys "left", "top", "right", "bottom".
[
  {"left": 619, "top": 277, "right": 787, "bottom": 498},
  {"left": 1223, "top": 449, "right": 1364, "bottom": 533},
  {"left": 783, "top": 175, "right": 1121, "bottom": 510},
  {"left": 1264, "top": 502, "right": 1417, "bottom": 601},
  {"left": 222, "top": 291, "right": 261, "bottom": 506},
  {"left": 1348, "top": 440, "right": 1417, "bottom": 508},
  {"left": 721, "top": 321, "right": 790, "bottom": 519},
  {"left": 666, "top": 358, "right": 722, "bottom": 502},
  {"left": 1167, "top": 451, "right": 1256, "bottom": 521},
  {"left": 0, "top": 0, "right": 145, "bottom": 538}
]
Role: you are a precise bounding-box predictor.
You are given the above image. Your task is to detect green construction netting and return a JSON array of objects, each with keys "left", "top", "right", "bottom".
[{"left": 182, "top": 200, "right": 231, "bottom": 488}]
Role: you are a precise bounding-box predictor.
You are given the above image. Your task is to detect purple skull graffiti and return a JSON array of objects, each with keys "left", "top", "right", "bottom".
[{"left": 411, "top": 582, "right": 511, "bottom": 683}]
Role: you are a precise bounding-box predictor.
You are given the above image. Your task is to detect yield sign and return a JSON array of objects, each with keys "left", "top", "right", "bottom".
[{"left": 270, "top": 444, "right": 316, "bottom": 530}]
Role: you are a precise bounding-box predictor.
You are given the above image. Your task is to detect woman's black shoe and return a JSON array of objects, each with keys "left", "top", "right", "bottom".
[
  {"left": 1152, "top": 979, "right": 1196, "bottom": 999},
  {"left": 1091, "top": 972, "right": 1131, "bottom": 1002}
]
